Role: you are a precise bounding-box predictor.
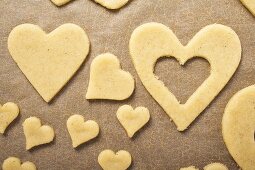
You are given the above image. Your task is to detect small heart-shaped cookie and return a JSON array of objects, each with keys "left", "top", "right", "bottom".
[
  {"left": 130, "top": 23, "right": 241, "bottom": 131},
  {"left": 23, "top": 117, "right": 55, "bottom": 150},
  {"left": 8, "top": 23, "right": 90, "bottom": 102},
  {"left": 240, "top": 0, "right": 255, "bottom": 16},
  {"left": 86, "top": 53, "right": 134, "bottom": 100},
  {"left": 2, "top": 157, "right": 36, "bottom": 170},
  {"left": 67, "top": 114, "right": 99, "bottom": 148},
  {"left": 51, "top": 0, "right": 72, "bottom": 6},
  {"left": 181, "top": 163, "right": 228, "bottom": 170},
  {"left": 98, "top": 150, "right": 132, "bottom": 170},
  {"left": 222, "top": 85, "right": 255, "bottom": 170},
  {"left": 117, "top": 105, "right": 150, "bottom": 138},
  {"left": 0, "top": 102, "right": 19, "bottom": 134}
]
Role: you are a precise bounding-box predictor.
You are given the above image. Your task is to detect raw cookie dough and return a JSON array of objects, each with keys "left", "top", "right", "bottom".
[
  {"left": 222, "top": 85, "right": 255, "bottom": 170},
  {"left": 8, "top": 23, "right": 90, "bottom": 102},
  {"left": 116, "top": 105, "right": 150, "bottom": 138},
  {"left": 0, "top": 102, "right": 19, "bottom": 134},
  {"left": 67, "top": 114, "right": 99, "bottom": 148},
  {"left": 98, "top": 150, "right": 132, "bottom": 170},
  {"left": 240, "top": 0, "right": 255, "bottom": 16},
  {"left": 51, "top": 0, "right": 71, "bottom": 6},
  {"left": 2, "top": 157, "right": 36, "bottom": 170},
  {"left": 23, "top": 117, "right": 55, "bottom": 150},
  {"left": 180, "top": 166, "right": 199, "bottom": 170},
  {"left": 86, "top": 53, "right": 134, "bottom": 100},
  {"left": 180, "top": 163, "right": 228, "bottom": 170},
  {"left": 129, "top": 23, "right": 241, "bottom": 131}
]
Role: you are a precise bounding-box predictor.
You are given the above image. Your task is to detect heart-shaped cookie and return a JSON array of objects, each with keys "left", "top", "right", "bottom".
[
  {"left": 0, "top": 102, "right": 19, "bottom": 134},
  {"left": 67, "top": 114, "right": 99, "bottom": 148},
  {"left": 86, "top": 53, "right": 135, "bottom": 100},
  {"left": 23, "top": 117, "right": 55, "bottom": 150},
  {"left": 116, "top": 105, "right": 150, "bottom": 138},
  {"left": 222, "top": 85, "right": 255, "bottom": 170},
  {"left": 181, "top": 163, "right": 228, "bottom": 170},
  {"left": 98, "top": 150, "right": 132, "bottom": 170},
  {"left": 8, "top": 23, "right": 90, "bottom": 102},
  {"left": 240, "top": 0, "right": 255, "bottom": 16},
  {"left": 129, "top": 23, "right": 241, "bottom": 131},
  {"left": 2, "top": 157, "right": 36, "bottom": 170}
]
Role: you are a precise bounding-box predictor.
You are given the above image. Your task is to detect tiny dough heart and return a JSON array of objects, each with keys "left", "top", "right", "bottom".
[
  {"left": 181, "top": 163, "right": 228, "bottom": 170},
  {"left": 129, "top": 23, "right": 241, "bottom": 131},
  {"left": 240, "top": 0, "right": 255, "bottom": 16},
  {"left": 51, "top": 0, "right": 129, "bottom": 9},
  {"left": 98, "top": 150, "right": 132, "bottom": 170},
  {"left": 117, "top": 105, "right": 150, "bottom": 138},
  {"left": 67, "top": 114, "right": 99, "bottom": 148},
  {"left": 8, "top": 23, "right": 90, "bottom": 102},
  {"left": 2, "top": 157, "right": 36, "bottom": 170},
  {"left": 222, "top": 85, "right": 255, "bottom": 170},
  {"left": 86, "top": 53, "right": 135, "bottom": 100},
  {"left": 23, "top": 117, "right": 55, "bottom": 150},
  {"left": 0, "top": 102, "right": 19, "bottom": 134}
]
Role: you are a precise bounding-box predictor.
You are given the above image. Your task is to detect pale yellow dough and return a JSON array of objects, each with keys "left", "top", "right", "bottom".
[
  {"left": 0, "top": 102, "right": 19, "bottom": 134},
  {"left": 8, "top": 23, "right": 90, "bottom": 102},
  {"left": 86, "top": 53, "right": 134, "bottom": 100},
  {"left": 67, "top": 114, "right": 99, "bottom": 148},
  {"left": 116, "top": 105, "right": 150, "bottom": 138},
  {"left": 2, "top": 157, "right": 36, "bottom": 170},
  {"left": 51, "top": 0, "right": 71, "bottom": 6},
  {"left": 222, "top": 85, "right": 255, "bottom": 170},
  {"left": 98, "top": 150, "right": 132, "bottom": 170},
  {"left": 23, "top": 117, "right": 55, "bottom": 150},
  {"left": 240, "top": 0, "right": 255, "bottom": 16},
  {"left": 129, "top": 23, "right": 241, "bottom": 131},
  {"left": 181, "top": 163, "right": 228, "bottom": 170}
]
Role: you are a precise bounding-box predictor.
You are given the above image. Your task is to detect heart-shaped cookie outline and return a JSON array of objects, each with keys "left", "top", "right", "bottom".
[
  {"left": 2, "top": 157, "right": 36, "bottom": 170},
  {"left": 0, "top": 102, "right": 19, "bottom": 134},
  {"left": 98, "top": 150, "right": 132, "bottom": 170},
  {"left": 23, "top": 117, "right": 55, "bottom": 150},
  {"left": 181, "top": 163, "right": 228, "bottom": 170},
  {"left": 240, "top": 0, "right": 255, "bottom": 16},
  {"left": 129, "top": 23, "right": 241, "bottom": 131},
  {"left": 67, "top": 114, "right": 99, "bottom": 148},
  {"left": 86, "top": 53, "right": 135, "bottom": 100},
  {"left": 222, "top": 85, "right": 255, "bottom": 170},
  {"left": 8, "top": 23, "right": 90, "bottom": 103},
  {"left": 116, "top": 105, "right": 150, "bottom": 138}
]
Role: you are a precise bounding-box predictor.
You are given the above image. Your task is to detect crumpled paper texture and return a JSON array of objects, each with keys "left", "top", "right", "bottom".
[{"left": 0, "top": 0, "right": 254, "bottom": 169}]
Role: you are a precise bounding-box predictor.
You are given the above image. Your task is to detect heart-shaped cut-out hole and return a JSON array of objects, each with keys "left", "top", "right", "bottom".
[
  {"left": 2, "top": 157, "right": 36, "bottom": 170},
  {"left": 155, "top": 57, "right": 210, "bottom": 104}
]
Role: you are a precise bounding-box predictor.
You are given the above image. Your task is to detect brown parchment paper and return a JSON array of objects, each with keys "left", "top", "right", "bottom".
[{"left": 0, "top": 0, "right": 255, "bottom": 169}]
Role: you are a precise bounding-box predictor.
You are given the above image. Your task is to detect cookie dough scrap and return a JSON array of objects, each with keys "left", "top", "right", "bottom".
[
  {"left": 86, "top": 53, "right": 135, "bottom": 100},
  {"left": 117, "top": 105, "right": 150, "bottom": 138},
  {"left": 98, "top": 150, "right": 132, "bottom": 170},
  {"left": 0, "top": 102, "right": 19, "bottom": 134},
  {"left": 67, "top": 114, "right": 99, "bottom": 148},
  {"left": 2, "top": 157, "right": 36, "bottom": 170},
  {"left": 23, "top": 117, "right": 55, "bottom": 150},
  {"left": 8, "top": 23, "right": 90, "bottom": 102},
  {"left": 222, "top": 85, "right": 255, "bottom": 170},
  {"left": 240, "top": 0, "right": 255, "bottom": 16},
  {"left": 129, "top": 22, "right": 241, "bottom": 131},
  {"left": 181, "top": 163, "right": 228, "bottom": 170}
]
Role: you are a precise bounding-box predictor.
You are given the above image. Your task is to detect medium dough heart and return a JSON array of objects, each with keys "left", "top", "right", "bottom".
[
  {"left": 2, "top": 157, "right": 36, "bottom": 170},
  {"left": 129, "top": 23, "right": 241, "bottom": 131},
  {"left": 98, "top": 150, "right": 132, "bottom": 170},
  {"left": 117, "top": 105, "right": 150, "bottom": 138},
  {"left": 222, "top": 85, "right": 255, "bottom": 170},
  {"left": 8, "top": 23, "right": 90, "bottom": 102},
  {"left": 0, "top": 102, "right": 19, "bottom": 134},
  {"left": 23, "top": 117, "right": 55, "bottom": 150},
  {"left": 240, "top": 0, "right": 255, "bottom": 16},
  {"left": 86, "top": 53, "right": 134, "bottom": 100},
  {"left": 181, "top": 163, "right": 228, "bottom": 170},
  {"left": 67, "top": 114, "right": 99, "bottom": 148}
]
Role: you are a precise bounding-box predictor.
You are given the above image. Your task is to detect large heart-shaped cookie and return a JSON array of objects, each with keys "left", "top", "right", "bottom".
[
  {"left": 86, "top": 53, "right": 134, "bottom": 100},
  {"left": 8, "top": 23, "right": 90, "bottom": 102},
  {"left": 2, "top": 157, "right": 36, "bottom": 170},
  {"left": 67, "top": 114, "right": 99, "bottom": 148},
  {"left": 129, "top": 23, "right": 241, "bottom": 131},
  {"left": 240, "top": 0, "right": 255, "bottom": 16},
  {"left": 117, "top": 105, "right": 150, "bottom": 138},
  {"left": 0, "top": 102, "right": 19, "bottom": 134},
  {"left": 23, "top": 117, "right": 55, "bottom": 150},
  {"left": 222, "top": 85, "right": 255, "bottom": 170},
  {"left": 98, "top": 150, "right": 132, "bottom": 170}
]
